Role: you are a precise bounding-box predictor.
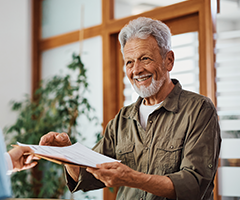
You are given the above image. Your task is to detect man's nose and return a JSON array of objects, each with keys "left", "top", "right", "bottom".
[{"left": 132, "top": 60, "right": 144, "bottom": 75}]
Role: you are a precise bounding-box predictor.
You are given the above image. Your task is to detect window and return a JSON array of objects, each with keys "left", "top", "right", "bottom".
[
  {"left": 216, "top": 0, "right": 240, "bottom": 199},
  {"left": 41, "top": 1, "right": 103, "bottom": 199}
]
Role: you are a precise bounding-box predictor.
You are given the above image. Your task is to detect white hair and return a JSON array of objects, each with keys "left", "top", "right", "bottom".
[{"left": 119, "top": 17, "right": 172, "bottom": 58}]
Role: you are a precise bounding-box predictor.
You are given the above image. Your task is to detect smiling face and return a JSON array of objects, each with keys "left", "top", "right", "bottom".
[{"left": 123, "top": 36, "right": 174, "bottom": 102}]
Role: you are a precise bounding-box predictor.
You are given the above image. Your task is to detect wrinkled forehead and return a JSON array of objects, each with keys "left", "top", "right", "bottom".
[{"left": 123, "top": 36, "right": 161, "bottom": 58}]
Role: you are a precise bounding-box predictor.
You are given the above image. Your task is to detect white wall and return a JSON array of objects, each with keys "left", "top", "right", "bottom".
[{"left": 0, "top": 0, "right": 31, "bottom": 131}]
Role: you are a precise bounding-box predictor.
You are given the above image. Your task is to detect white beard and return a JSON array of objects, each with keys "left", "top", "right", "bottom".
[{"left": 133, "top": 76, "right": 165, "bottom": 98}]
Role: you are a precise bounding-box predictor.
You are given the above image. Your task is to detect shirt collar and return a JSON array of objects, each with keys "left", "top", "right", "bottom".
[
  {"left": 161, "top": 79, "right": 182, "bottom": 113},
  {"left": 128, "top": 96, "right": 143, "bottom": 120}
]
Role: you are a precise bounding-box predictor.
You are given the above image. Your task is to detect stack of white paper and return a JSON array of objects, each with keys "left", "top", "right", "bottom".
[{"left": 17, "top": 142, "right": 120, "bottom": 168}]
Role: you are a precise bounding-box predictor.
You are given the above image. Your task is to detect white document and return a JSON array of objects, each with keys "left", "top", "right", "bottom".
[{"left": 17, "top": 142, "right": 119, "bottom": 168}]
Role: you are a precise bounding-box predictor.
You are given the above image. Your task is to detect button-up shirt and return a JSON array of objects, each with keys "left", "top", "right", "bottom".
[{"left": 66, "top": 79, "right": 221, "bottom": 200}]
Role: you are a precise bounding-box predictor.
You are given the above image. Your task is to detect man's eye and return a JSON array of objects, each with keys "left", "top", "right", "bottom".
[
  {"left": 126, "top": 61, "right": 132, "bottom": 66},
  {"left": 141, "top": 57, "right": 152, "bottom": 61}
]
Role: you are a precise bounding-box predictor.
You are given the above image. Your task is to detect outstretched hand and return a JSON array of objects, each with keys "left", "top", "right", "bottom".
[
  {"left": 86, "top": 162, "right": 139, "bottom": 188},
  {"left": 40, "top": 131, "right": 79, "bottom": 181},
  {"left": 39, "top": 132, "right": 72, "bottom": 147},
  {"left": 86, "top": 161, "right": 176, "bottom": 199},
  {"left": 8, "top": 146, "right": 38, "bottom": 172}
]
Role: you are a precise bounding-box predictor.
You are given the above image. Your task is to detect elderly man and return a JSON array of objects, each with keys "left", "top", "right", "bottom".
[{"left": 40, "top": 17, "right": 221, "bottom": 200}]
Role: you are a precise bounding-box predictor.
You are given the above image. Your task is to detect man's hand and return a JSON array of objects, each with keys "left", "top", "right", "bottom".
[
  {"left": 86, "top": 162, "right": 138, "bottom": 188},
  {"left": 39, "top": 132, "right": 72, "bottom": 147},
  {"left": 39, "top": 132, "right": 80, "bottom": 181},
  {"left": 86, "top": 162, "right": 176, "bottom": 199},
  {"left": 8, "top": 146, "right": 38, "bottom": 172}
]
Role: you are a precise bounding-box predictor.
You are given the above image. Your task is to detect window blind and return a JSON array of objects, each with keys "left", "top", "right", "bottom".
[{"left": 216, "top": 28, "right": 240, "bottom": 198}]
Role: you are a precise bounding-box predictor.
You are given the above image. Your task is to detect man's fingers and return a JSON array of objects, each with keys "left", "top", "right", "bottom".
[
  {"left": 39, "top": 132, "right": 71, "bottom": 147},
  {"left": 56, "top": 132, "right": 68, "bottom": 140},
  {"left": 97, "top": 162, "right": 120, "bottom": 169},
  {"left": 86, "top": 167, "right": 95, "bottom": 173},
  {"left": 86, "top": 162, "right": 120, "bottom": 177},
  {"left": 55, "top": 132, "right": 71, "bottom": 146},
  {"left": 39, "top": 132, "right": 59, "bottom": 145},
  {"left": 87, "top": 162, "right": 120, "bottom": 175},
  {"left": 86, "top": 167, "right": 102, "bottom": 181}
]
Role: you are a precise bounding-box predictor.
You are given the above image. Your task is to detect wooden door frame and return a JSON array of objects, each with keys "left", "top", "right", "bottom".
[{"left": 31, "top": 0, "right": 220, "bottom": 199}]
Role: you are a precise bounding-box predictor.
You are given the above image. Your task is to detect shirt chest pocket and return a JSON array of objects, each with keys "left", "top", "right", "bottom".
[
  {"left": 154, "top": 142, "right": 183, "bottom": 175},
  {"left": 116, "top": 142, "right": 136, "bottom": 169}
]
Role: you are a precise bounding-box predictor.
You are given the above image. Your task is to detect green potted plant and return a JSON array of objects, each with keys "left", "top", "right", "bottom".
[{"left": 4, "top": 53, "right": 101, "bottom": 198}]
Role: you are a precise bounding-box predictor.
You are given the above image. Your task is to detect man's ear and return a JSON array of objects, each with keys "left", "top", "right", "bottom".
[{"left": 165, "top": 50, "right": 174, "bottom": 72}]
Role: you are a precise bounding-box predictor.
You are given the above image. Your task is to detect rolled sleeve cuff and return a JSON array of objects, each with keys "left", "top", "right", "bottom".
[
  {"left": 167, "top": 171, "right": 200, "bottom": 200},
  {"left": 64, "top": 167, "right": 79, "bottom": 192},
  {"left": 64, "top": 166, "right": 105, "bottom": 193}
]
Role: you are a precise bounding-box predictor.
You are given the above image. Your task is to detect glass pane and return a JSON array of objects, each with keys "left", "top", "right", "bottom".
[
  {"left": 42, "top": 0, "right": 101, "bottom": 38},
  {"left": 216, "top": 0, "right": 240, "bottom": 199},
  {"left": 123, "top": 32, "right": 199, "bottom": 106},
  {"left": 216, "top": 1, "right": 240, "bottom": 138},
  {"left": 41, "top": 36, "right": 103, "bottom": 199},
  {"left": 114, "top": 0, "right": 187, "bottom": 19},
  {"left": 170, "top": 32, "right": 199, "bottom": 93}
]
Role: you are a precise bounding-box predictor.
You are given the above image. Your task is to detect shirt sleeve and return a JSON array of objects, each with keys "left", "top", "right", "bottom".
[
  {"left": 65, "top": 119, "right": 116, "bottom": 192},
  {"left": 167, "top": 99, "right": 221, "bottom": 200},
  {"left": 4, "top": 152, "right": 13, "bottom": 175}
]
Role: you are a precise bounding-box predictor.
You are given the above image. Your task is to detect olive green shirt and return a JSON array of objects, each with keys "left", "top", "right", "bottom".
[{"left": 66, "top": 79, "right": 221, "bottom": 200}]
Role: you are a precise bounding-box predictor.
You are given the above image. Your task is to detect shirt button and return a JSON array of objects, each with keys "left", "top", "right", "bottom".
[
  {"left": 170, "top": 145, "right": 174, "bottom": 149},
  {"left": 208, "top": 164, "right": 213, "bottom": 169},
  {"left": 145, "top": 147, "right": 148, "bottom": 150},
  {"left": 119, "top": 150, "right": 122, "bottom": 153},
  {"left": 149, "top": 120, "right": 153, "bottom": 124},
  {"left": 140, "top": 198, "right": 143, "bottom": 200}
]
